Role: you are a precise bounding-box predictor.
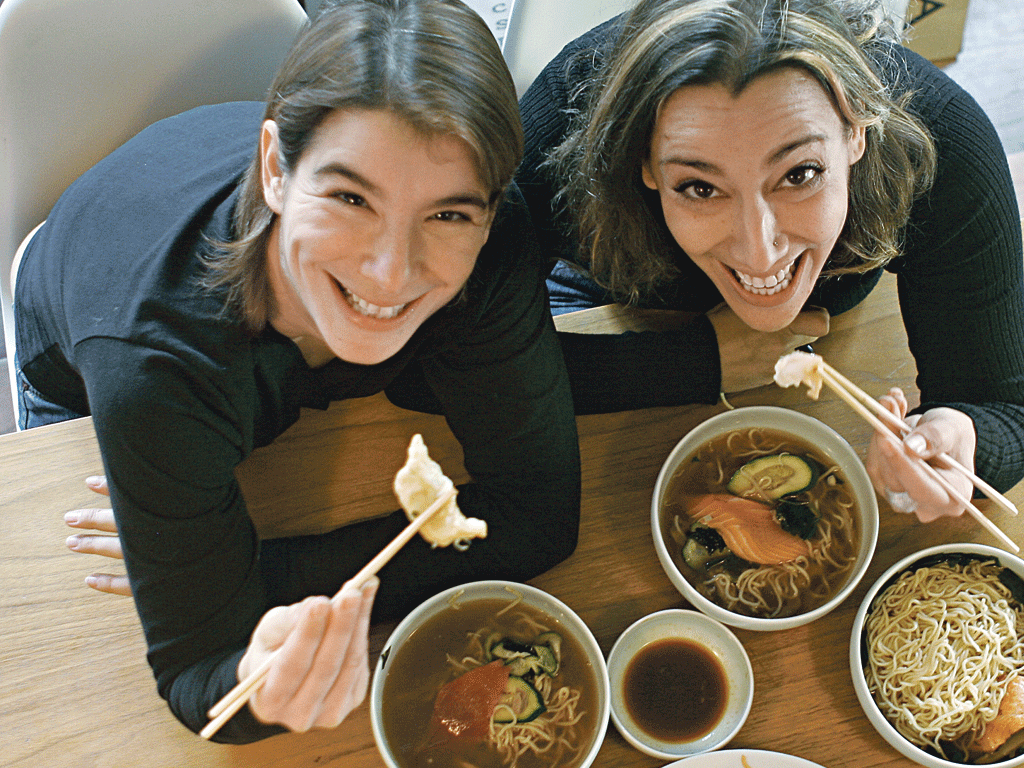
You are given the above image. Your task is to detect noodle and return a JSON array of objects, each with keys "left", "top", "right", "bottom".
[
  {"left": 445, "top": 609, "right": 587, "bottom": 768},
  {"left": 864, "top": 560, "right": 1024, "bottom": 760},
  {"left": 666, "top": 428, "right": 859, "bottom": 618}
]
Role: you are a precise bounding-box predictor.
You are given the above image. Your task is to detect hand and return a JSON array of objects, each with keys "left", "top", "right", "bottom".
[
  {"left": 240, "top": 578, "right": 379, "bottom": 732},
  {"left": 708, "top": 303, "right": 830, "bottom": 393},
  {"left": 865, "top": 388, "right": 977, "bottom": 522},
  {"left": 64, "top": 475, "right": 131, "bottom": 596}
]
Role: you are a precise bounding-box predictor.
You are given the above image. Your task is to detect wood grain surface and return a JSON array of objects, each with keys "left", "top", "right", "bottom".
[{"left": 2, "top": 271, "right": 1021, "bottom": 768}]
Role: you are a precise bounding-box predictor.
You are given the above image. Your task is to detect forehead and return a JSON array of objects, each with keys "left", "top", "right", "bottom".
[
  {"left": 650, "top": 68, "right": 847, "bottom": 159},
  {"left": 302, "top": 108, "right": 469, "bottom": 165}
]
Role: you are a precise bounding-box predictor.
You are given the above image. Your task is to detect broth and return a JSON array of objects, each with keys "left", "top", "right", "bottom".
[
  {"left": 623, "top": 638, "right": 727, "bottom": 742},
  {"left": 380, "top": 595, "right": 600, "bottom": 768},
  {"left": 660, "top": 427, "right": 859, "bottom": 619}
]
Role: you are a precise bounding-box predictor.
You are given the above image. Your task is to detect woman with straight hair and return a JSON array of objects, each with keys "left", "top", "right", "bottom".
[
  {"left": 16, "top": 0, "right": 580, "bottom": 742},
  {"left": 518, "top": 0, "right": 1024, "bottom": 522}
]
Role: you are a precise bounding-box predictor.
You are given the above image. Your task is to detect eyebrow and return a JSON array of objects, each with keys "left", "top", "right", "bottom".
[
  {"left": 314, "top": 162, "right": 489, "bottom": 210},
  {"left": 660, "top": 133, "right": 828, "bottom": 174}
]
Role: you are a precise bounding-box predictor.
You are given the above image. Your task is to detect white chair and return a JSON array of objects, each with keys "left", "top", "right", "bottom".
[
  {"left": 0, "top": 0, "right": 308, "bottom": 428},
  {"left": 502, "top": 0, "right": 632, "bottom": 95}
]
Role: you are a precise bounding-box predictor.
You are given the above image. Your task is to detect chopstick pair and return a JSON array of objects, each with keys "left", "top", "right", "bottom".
[
  {"left": 810, "top": 358, "right": 1019, "bottom": 553},
  {"left": 199, "top": 487, "right": 457, "bottom": 740}
]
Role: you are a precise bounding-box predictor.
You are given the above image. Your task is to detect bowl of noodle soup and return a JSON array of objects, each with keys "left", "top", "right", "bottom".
[
  {"left": 371, "top": 580, "right": 609, "bottom": 768},
  {"left": 652, "top": 406, "right": 878, "bottom": 631},
  {"left": 851, "top": 543, "right": 1024, "bottom": 767}
]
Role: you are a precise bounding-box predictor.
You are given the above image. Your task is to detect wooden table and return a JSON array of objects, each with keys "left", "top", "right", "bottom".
[{"left": 3, "top": 271, "right": 1022, "bottom": 768}]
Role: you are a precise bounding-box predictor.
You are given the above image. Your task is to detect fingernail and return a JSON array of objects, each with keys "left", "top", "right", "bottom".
[
  {"left": 85, "top": 576, "right": 98, "bottom": 588},
  {"left": 65, "top": 512, "right": 79, "bottom": 525},
  {"left": 66, "top": 535, "right": 80, "bottom": 550},
  {"left": 86, "top": 476, "right": 104, "bottom": 488},
  {"left": 905, "top": 434, "right": 927, "bottom": 455}
]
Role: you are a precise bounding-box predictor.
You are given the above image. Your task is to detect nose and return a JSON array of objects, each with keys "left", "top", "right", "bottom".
[
  {"left": 360, "top": 225, "right": 418, "bottom": 294},
  {"left": 732, "top": 194, "right": 785, "bottom": 273}
]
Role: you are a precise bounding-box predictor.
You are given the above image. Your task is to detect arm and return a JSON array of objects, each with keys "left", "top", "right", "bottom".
[
  {"left": 265, "top": 192, "right": 583, "bottom": 616},
  {"left": 886, "top": 52, "right": 1024, "bottom": 496}
]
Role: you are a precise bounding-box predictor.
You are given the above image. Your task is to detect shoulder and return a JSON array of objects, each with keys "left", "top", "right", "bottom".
[{"left": 871, "top": 44, "right": 988, "bottom": 131}]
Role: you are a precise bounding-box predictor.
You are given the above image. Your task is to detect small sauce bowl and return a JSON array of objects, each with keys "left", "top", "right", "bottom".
[{"left": 606, "top": 609, "right": 753, "bottom": 760}]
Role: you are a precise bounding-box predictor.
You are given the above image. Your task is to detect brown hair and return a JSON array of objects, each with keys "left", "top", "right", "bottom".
[
  {"left": 550, "top": 0, "right": 936, "bottom": 305},
  {"left": 202, "top": 0, "right": 523, "bottom": 330}
]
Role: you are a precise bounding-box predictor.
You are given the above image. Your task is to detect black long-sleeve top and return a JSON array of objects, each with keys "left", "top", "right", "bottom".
[
  {"left": 518, "top": 18, "right": 1024, "bottom": 492},
  {"left": 15, "top": 102, "right": 581, "bottom": 743}
]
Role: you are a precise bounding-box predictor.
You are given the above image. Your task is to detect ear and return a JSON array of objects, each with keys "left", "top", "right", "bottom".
[
  {"left": 641, "top": 156, "right": 658, "bottom": 191},
  {"left": 847, "top": 123, "right": 867, "bottom": 165},
  {"left": 260, "top": 120, "right": 287, "bottom": 214}
]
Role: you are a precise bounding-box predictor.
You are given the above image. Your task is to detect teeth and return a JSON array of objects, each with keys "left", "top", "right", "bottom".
[
  {"left": 734, "top": 261, "right": 795, "bottom": 296},
  {"left": 342, "top": 287, "right": 406, "bottom": 319}
]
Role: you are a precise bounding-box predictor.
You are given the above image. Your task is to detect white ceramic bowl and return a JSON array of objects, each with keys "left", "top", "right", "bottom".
[
  {"left": 850, "top": 543, "right": 1024, "bottom": 768},
  {"left": 652, "top": 405, "right": 879, "bottom": 631},
  {"left": 370, "top": 580, "right": 610, "bottom": 768},
  {"left": 606, "top": 609, "right": 753, "bottom": 760}
]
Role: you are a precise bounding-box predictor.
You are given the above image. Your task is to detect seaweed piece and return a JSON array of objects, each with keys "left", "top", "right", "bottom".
[{"left": 774, "top": 497, "right": 819, "bottom": 539}]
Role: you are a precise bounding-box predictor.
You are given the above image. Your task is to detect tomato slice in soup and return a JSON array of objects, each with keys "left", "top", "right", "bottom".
[{"left": 425, "top": 660, "right": 511, "bottom": 747}]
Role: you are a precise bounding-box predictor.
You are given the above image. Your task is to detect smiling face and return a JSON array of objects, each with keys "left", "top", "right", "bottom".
[
  {"left": 261, "top": 108, "right": 493, "bottom": 365},
  {"left": 642, "top": 67, "right": 866, "bottom": 332}
]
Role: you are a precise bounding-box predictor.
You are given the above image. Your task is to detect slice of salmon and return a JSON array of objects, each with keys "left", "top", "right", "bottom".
[
  {"left": 975, "top": 676, "right": 1024, "bottom": 753},
  {"left": 687, "top": 494, "right": 810, "bottom": 565}
]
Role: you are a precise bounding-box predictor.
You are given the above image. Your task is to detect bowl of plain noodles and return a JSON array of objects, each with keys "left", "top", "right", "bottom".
[
  {"left": 370, "top": 580, "right": 610, "bottom": 768},
  {"left": 652, "top": 406, "right": 878, "bottom": 631},
  {"left": 851, "top": 543, "right": 1024, "bottom": 767}
]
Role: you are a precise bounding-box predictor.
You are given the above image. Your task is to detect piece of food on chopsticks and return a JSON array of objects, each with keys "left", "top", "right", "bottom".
[
  {"left": 774, "top": 350, "right": 1020, "bottom": 550},
  {"left": 773, "top": 350, "right": 825, "bottom": 399},
  {"left": 394, "top": 433, "right": 487, "bottom": 550},
  {"left": 201, "top": 435, "right": 483, "bottom": 740}
]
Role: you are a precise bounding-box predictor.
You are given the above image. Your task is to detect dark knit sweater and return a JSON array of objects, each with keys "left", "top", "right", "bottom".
[{"left": 518, "top": 17, "right": 1024, "bottom": 492}]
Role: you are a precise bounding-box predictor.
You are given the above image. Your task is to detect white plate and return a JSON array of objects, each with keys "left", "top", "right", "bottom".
[{"left": 666, "top": 749, "right": 827, "bottom": 768}]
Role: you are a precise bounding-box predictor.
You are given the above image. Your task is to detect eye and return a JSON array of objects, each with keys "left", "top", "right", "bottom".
[
  {"left": 781, "top": 164, "right": 825, "bottom": 188},
  {"left": 332, "top": 191, "right": 367, "bottom": 207},
  {"left": 675, "top": 180, "right": 722, "bottom": 200},
  {"left": 432, "top": 210, "right": 473, "bottom": 223}
]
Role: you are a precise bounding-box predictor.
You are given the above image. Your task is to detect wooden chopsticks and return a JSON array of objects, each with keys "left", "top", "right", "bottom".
[
  {"left": 199, "top": 486, "right": 457, "bottom": 740},
  {"left": 784, "top": 353, "right": 1018, "bottom": 552}
]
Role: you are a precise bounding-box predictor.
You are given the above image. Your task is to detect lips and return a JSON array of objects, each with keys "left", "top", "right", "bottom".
[
  {"left": 341, "top": 285, "right": 408, "bottom": 320},
  {"left": 733, "top": 257, "right": 797, "bottom": 297}
]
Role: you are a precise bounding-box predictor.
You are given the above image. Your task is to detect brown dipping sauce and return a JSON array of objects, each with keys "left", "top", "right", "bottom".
[{"left": 622, "top": 638, "right": 728, "bottom": 742}]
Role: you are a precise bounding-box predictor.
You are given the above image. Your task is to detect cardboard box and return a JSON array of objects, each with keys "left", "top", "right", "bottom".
[{"left": 903, "top": 0, "right": 970, "bottom": 66}]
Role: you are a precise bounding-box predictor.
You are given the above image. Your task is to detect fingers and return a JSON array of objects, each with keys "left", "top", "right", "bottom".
[
  {"left": 874, "top": 435, "right": 958, "bottom": 522},
  {"left": 65, "top": 507, "right": 118, "bottom": 533},
  {"left": 867, "top": 408, "right": 975, "bottom": 523},
  {"left": 65, "top": 504, "right": 128, "bottom": 595},
  {"left": 86, "top": 475, "right": 110, "bottom": 497},
  {"left": 84, "top": 573, "right": 132, "bottom": 596},
  {"left": 249, "top": 578, "right": 379, "bottom": 732},
  {"left": 66, "top": 531, "right": 123, "bottom": 560}
]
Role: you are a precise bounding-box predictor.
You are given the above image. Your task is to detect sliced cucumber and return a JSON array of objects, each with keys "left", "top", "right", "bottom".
[
  {"left": 534, "top": 644, "right": 559, "bottom": 676},
  {"left": 492, "top": 676, "right": 546, "bottom": 724},
  {"left": 535, "top": 632, "right": 562, "bottom": 667},
  {"left": 727, "top": 454, "right": 819, "bottom": 501}
]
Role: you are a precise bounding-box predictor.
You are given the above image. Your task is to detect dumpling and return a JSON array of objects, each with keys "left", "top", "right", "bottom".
[
  {"left": 774, "top": 350, "right": 825, "bottom": 400},
  {"left": 393, "top": 434, "right": 487, "bottom": 550}
]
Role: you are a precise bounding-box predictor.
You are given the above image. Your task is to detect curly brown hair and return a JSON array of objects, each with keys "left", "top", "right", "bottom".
[{"left": 549, "top": 0, "right": 937, "bottom": 305}]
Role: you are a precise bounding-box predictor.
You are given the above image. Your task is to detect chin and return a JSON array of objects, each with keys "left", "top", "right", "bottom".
[{"left": 726, "top": 298, "right": 802, "bottom": 333}]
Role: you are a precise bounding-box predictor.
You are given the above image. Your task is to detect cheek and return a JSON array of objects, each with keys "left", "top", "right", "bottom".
[{"left": 659, "top": 199, "right": 718, "bottom": 257}]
